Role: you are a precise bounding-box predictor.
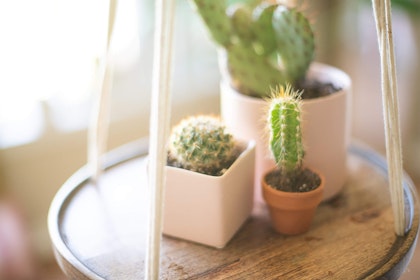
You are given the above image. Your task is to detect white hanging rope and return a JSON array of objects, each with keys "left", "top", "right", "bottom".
[
  {"left": 145, "top": 0, "right": 175, "bottom": 278},
  {"left": 88, "top": 62, "right": 113, "bottom": 182},
  {"left": 88, "top": 0, "right": 117, "bottom": 182},
  {"left": 371, "top": 0, "right": 406, "bottom": 236}
]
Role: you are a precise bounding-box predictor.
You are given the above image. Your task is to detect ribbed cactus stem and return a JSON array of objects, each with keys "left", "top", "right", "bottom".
[
  {"left": 268, "top": 85, "right": 304, "bottom": 174},
  {"left": 168, "top": 115, "right": 237, "bottom": 176}
]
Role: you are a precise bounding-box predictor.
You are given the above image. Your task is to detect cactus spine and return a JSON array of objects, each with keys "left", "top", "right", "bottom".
[
  {"left": 168, "top": 115, "right": 237, "bottom": 176},
  {"left": 268, "top": 85, "right": 304, "bottom": 175},
  {"left": 190, "top": 0, "right": 315, "bottom": 97}
]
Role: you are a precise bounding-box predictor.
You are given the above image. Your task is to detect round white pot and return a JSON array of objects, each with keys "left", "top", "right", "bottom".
[{"left": 220, "top": 63, "right": 351, "bottom": 202}]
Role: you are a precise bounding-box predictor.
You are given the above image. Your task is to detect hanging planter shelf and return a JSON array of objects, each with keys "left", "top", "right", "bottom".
[
  {"left": 48, "top": 139, "right": 419, "bottom": 279},
  {"left": 47, "top": 0, "right": 419, "bottom": 278}
]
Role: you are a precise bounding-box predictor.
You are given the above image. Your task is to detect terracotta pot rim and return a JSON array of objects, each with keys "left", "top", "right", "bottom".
[
  {"left": 261, "top": 167, "right": 325, "bottom": 210},
  {"left": 262, "top": 169, "right": 324, "bottom": 196}
]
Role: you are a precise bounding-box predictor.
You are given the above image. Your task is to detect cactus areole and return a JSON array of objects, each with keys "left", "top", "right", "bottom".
[
  {"left": 267, "top": 85, "right": 321, "bottom": 192},
  {"left": 190, "top": 0, "right": 315, "bottom": 98},
  {"left": 168, "top": 115, "right": 241, "bottom": 176}
]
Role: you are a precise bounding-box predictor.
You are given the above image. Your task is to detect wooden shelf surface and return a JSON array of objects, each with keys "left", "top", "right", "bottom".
[{"left": 48, "top": 139, "right": 419, "bottom": 279}]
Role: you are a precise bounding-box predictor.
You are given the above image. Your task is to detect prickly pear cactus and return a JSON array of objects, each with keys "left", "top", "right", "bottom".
[
  {"left": 268, "top": 85, "right": 304, "bottom": 174},
  {"left": 190, "top": 0, "right": 315, "bottom": 97},
  {"left": 168, "top": 115, "right": 237, "bottom": 176}
]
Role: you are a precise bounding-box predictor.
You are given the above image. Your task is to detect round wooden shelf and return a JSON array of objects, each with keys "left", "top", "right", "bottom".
[{"left": 48, "top": 139, "right": 419, "bottom": 279}]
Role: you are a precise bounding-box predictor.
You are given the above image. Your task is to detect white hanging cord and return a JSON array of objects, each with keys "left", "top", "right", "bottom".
[
  {"left": 88, "top": 0, "right": 117, "bottom": 182},
  {"left": 145, "top": 0, "right": 175, "bottom": 278},
  {"left": 371, "top": 0, "right": 406, "bottom": 236}
]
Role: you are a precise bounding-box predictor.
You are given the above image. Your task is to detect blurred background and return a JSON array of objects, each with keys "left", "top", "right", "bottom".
[{"left": 0, "top": 0, "right": 418, "bottom": 279}]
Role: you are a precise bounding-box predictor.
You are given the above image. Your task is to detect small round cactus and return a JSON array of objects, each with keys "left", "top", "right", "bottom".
[
  {"left": 268, "top": 84, "right": 304, "bottom": 175},
  {"left": 168, "top": 115, "right": 238, "bottom": 176}
]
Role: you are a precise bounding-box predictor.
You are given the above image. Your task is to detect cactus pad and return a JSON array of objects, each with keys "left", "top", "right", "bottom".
[{"left": 189, "top": 0, "right": 315, "bottom": 97}]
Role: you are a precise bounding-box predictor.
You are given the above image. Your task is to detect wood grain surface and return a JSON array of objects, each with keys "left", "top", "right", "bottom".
[{"left": 48, "top": 140, "right": 419, "bottom": 279}]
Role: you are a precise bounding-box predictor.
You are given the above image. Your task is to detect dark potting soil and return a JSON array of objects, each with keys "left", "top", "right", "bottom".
[
  {"left": 296, "top": 78, "right": 342, "bottom": 99},
  {"left": 265, "top": 168, "right": 321, "bottom": 193}
]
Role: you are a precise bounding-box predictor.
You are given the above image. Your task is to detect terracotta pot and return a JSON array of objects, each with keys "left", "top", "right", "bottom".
[
  {"left": 163, "top": 140, "right": 255, "bottom": 248},
  {"left": 261, "top": 169, "right": 325, "bottom": 235},
  {"left": 220, "top": 62, "right": 351, "bottom": 202}
]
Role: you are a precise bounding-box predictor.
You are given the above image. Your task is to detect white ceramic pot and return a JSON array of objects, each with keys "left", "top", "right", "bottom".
[
  {"left": 220, "top": 63, "right": 351, "bottom": 202},
  {"left": 163, "top": 140, "right": 255, "bottom": 248}
]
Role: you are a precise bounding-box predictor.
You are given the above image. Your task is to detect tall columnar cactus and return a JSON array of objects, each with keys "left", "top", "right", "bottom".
[
  {"left": 190, "top": 0, "right": 315, "bottom": 97},
  {"left": 268, "top": 85, "right": 304, "bottom": 175},
  {"left": 168, "top": 115, "right": 237, "bottom": 176}
]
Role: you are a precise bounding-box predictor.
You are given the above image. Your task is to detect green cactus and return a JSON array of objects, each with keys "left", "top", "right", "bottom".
[
  {"left": 266, "top": 85, "right": 322, "bottom": 192},
  {"left": 168, "top": 115, "right": 238, "bottom": 176},
  {"left": 189, "top": 0, "right": 315, "bottom": 97},
  {"left": 268, "top": 85, "right": 304, "bottom": 175}
]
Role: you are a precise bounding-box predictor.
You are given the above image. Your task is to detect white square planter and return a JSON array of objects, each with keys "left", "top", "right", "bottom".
[{"left": 163, "top": 140, "right": 255, "bottom": 248}]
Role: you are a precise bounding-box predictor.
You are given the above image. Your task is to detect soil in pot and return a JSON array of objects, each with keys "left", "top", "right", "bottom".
[
  {"left": 242, "top": 77, "right": 342, "bottom": 99},
  {"left": 296, "top": 78, "right": 342, "bottom": 99},
  {"left": 264, "top": 168, "right": 322, "bottom": 193}
]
